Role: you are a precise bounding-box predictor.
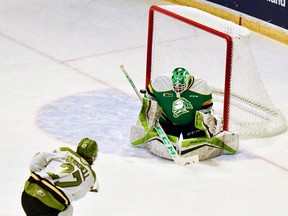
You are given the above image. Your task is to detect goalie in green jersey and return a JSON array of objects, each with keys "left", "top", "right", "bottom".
[{"left": 130, "top": 67, "right": 239, "bottom": 161}]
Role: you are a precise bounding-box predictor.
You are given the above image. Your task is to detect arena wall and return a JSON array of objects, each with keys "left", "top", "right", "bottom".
[{"left": 164, "top": 0, "right": 288, "bottom": 45}]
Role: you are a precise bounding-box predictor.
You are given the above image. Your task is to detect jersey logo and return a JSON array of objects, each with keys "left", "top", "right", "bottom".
[
  {"left": 189, "top": 94, "right": 198, "bottom": 98},
  {"left": 37, "top": 190, "right": 45, "bottom": 196},
  {"left": 163, "top": 93, "right": 173, "bottom": 97},
  {"left": 172, "top": 98, "right": 193, "bottom": 118}
]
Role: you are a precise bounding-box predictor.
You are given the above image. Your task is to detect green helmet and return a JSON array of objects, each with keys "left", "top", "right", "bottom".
[
  {"left": 77, "top": 138, "right": 98, "bottom": 165},
  {"left": 171, "top": 67, "right": 191, "bottom": 94}
]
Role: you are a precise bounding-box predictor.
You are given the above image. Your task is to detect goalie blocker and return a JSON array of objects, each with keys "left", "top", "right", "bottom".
[{"left": 130, "top": 97, "right": 239, "bottom": 161}]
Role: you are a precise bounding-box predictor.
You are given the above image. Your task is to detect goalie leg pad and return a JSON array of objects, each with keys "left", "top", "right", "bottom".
[
  {"left": 130, "top": 122, "right": 179, "bottom": 160},
  {"left": 130, "top": 124, "right": 158, "bottom": 146},
  {"left": 131, "top": 119, "right": 239, "bottom": 161},
  {"left": 222, "top": 131, "right": 239, "bottom": 154},
  {"left": 180, "top": 131, "right": 239, "bottom": 160},
  {"left": 144, "top": 139, "right": 174, "bottom": 160},
  {"left": 130, "top": 123, "right": 179, "bottom": 161},
  {"left": 181, "top": 145, "right": 222, "bottom": 161}
]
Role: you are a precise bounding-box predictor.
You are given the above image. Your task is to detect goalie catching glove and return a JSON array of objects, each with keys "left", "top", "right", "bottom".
[{"left": 195, "top": 110, "right": 223, "bottom": 138}]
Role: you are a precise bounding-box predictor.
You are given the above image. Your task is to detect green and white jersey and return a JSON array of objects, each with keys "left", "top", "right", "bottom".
[
  {"left": 147, "top": 75, "right": 213, "bottom": 125},
  {"left": 29, "top": 147, "right": 96, "bottom": 203}
]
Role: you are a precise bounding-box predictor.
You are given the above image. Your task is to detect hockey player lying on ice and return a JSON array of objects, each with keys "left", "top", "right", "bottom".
[{"left": 130, "top": 67, "right": 239, "bottom": 161}]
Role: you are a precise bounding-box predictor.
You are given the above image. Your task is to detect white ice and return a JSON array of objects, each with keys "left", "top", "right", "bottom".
[{"left": 0, "top": 0, "right": 288, "bottom": 215}]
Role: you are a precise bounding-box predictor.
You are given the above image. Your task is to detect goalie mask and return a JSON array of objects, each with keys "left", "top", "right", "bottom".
[
  {"left": 77, "top": 138, "right": 98, "bottom": 165},
  {"left": 171, "top": 67, "right": 192, "bottom": 94}
]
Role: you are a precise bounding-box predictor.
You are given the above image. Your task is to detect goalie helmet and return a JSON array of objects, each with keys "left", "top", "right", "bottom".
[
  {"left": 77, "top": 138, "right": 98, "bottom": 165},
  {"left": 171, "top": 67, "right": 192, "bottom": 94}
]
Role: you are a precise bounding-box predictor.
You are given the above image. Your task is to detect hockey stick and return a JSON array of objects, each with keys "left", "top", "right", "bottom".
[{"left": 120, "top": 65, "right": 199, "bottom": 166}]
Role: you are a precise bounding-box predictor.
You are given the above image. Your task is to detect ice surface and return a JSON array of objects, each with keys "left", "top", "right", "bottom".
[{"left": 0, "top": 0, "right": 287, "bottom": 215}]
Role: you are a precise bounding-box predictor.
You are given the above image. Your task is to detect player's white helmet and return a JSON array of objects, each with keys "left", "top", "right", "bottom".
[{"left": 171, "top": 67, "right": 192, "bottom": 94}]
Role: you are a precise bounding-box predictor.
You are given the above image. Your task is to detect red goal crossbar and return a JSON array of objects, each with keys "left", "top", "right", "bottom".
[{"left": 145, "top": 5, "right": 233, "bottom": 131}]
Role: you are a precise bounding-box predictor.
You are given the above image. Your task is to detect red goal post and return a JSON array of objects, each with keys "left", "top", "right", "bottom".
[{"left": 145, "top": 5, "right": 287, "bottom": 138}]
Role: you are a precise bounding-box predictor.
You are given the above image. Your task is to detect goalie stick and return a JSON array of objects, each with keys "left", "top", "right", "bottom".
[{"left": 120, "top": 64, "right": 199, "bottom": 166}]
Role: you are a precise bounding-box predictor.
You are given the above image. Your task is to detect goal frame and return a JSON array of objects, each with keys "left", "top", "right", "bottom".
[
  {"left": 146, "top": 5, "right": 233, "bottom": 131},
  {"left": 144, "top": 5, "right": 287, "bottom": 138}
]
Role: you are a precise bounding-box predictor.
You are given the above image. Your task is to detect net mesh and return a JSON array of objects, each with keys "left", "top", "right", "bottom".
[{"left": 147, "top": 5, "right": 286, "bottom": 137}]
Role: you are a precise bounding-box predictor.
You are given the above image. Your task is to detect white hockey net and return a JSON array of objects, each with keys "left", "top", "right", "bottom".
[{"left": 146, "top": 5, "right": 287, "bottom": 138}]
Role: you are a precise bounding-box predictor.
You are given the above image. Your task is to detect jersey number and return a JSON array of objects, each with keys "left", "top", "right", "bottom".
[{"left": 48, "top": 163, "right": 82, "bottom": 188}]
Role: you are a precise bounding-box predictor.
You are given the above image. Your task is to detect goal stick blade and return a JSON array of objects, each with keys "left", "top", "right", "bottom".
[
  {"left": 155, "top": 121, "right": 199, "bottom": 166},
  {"left": 177, "top": 133, "right": 183, "bottom": 156}
]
